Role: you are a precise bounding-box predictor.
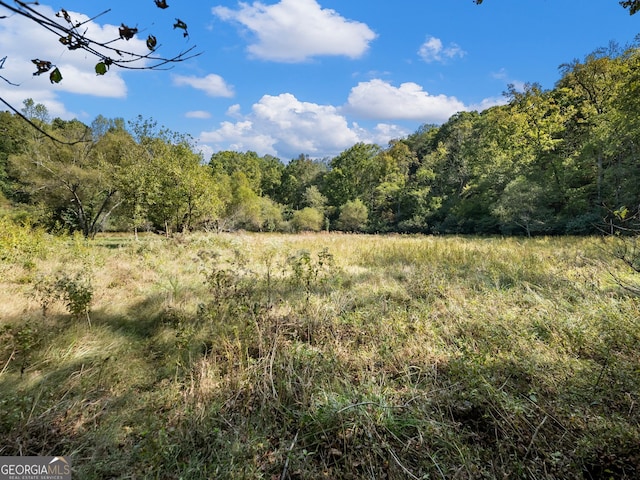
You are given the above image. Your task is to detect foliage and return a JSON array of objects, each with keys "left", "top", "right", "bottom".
[
  {"left": 31, "top": 269, "right": 93, "bottom": 321},
  {"left": 3, "top": 43, "right": 640, "bottom": 236},
  {"left": 291, "top": 207, "right": 324, "bottom": 232},
  {"left": 335, "top": 198, "right": 369, "bottom": 232},
  {"left": 0, "top": 216, "right": 49, "bottom": 269}
]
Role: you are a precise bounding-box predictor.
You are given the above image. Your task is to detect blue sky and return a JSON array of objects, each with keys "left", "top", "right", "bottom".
[{"left": 0, "top": 0, "right": 638, "bottom": 160}]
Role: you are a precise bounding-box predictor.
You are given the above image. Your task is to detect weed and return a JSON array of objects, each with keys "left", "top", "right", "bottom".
[
  {"left": 30, "top": 270, "right": 93, "bottom": 324},
  {"left": 286, "top": 247, "right": 338, "bottom": 302},
  {"left": 0, "top": 322, "right": 40, "bottom": 375}
]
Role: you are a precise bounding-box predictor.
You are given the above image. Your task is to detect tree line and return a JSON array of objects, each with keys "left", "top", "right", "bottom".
[{"left": 1, "top": 43, "right": 639, "bottom": 237}]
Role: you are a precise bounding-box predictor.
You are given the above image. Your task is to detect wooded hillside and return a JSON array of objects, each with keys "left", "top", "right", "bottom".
[{"left": 2, "top": 44, "right": 639, "bottom": 237}]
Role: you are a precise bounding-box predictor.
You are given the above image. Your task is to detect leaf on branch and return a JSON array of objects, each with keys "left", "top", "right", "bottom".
[
  {"left": 119, "top": 24, "right": 138, "bottom": 41},
  {"left": 620, "top": 1, "right": 640, "bottom": 15},
  {"left": 173, "top": 18, "right": 189, "bottom": 37},
  {"left": 614, "top": 206, "right": 630, "bottom": 221},
  {"left": 146, "top": 35, "right": 157, "bottom": 51},
  {"left": 56, "top": 8, "right": 72, "bottom": 23},
  {"left": 155, "top": 0, "right": 169, "bottom": 9},
  {"left": 95, "top": 62, "right": 109, "bottom": 76},
  {"left": 59, "top": 34, "right": 87, "bottom": 51},
  {"left": 31, "top": 59, "right": 53, "bottom": 75},
  {"left": 49, "top": 67, "right": 63, "bottom": 84}
]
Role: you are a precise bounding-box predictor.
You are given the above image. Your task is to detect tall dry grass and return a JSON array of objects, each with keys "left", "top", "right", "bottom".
[{"left": 1, "top": 229, "right": 639, "bottom": 478}]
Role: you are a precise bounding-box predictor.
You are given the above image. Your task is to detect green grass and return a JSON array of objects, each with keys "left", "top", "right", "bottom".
[{"left": 1, "top": 231, "right": 639, "bottom": 479}]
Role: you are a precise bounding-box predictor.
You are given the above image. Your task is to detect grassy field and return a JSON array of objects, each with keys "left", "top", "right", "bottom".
[{"left": 1, "top": 228, "right": 639, "bottom": 479}]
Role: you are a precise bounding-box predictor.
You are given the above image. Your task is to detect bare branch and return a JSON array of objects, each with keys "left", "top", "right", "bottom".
[
  {"left": 0, "top": 0, "right": 202, "bottom": 138},
  {"left": 0, "top": 1, "right": 201, "bottom": 72}
]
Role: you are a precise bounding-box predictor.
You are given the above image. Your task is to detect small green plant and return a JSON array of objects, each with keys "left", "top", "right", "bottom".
[
  {"left": 286, "top": 247, "right": 337, "bottom": 302},
  {"left": 31, "top": 270, "right": 94, "bottom": 324},
  {"left": 57, "top": 272, "right": 94, "bottom": 321},
  {"left": 199, "top": 249, "right": 262, "bottom": 323},
  {"left": 0, "top": 322, "right": 40, "bottom": 375}
]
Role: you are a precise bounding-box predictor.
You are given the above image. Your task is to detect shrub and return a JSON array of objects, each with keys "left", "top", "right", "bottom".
[
  {"left": 31, "top": 270, "right": 94, "bottom": 323},
  {"left": 291, "top": 207, "right": 324, "bottom": 232},
  {"left": 0, "top": 216, "right": 49, "bottom": 269},
  {"left": 336, "top": 198, "right": 368, "bottom": 232}
]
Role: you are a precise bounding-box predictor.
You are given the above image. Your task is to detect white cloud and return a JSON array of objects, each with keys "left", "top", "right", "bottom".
[
  {"left": 201, "top": 119, "right": 278, "bottom": 156},
  {"left": 491, "top": 68, "right": 509, "bottom": 81},
  {"left": 346, "top": 79, "right": 466, "bottom": 124},
  {"left": 469, "top": 97, "right": 508, "bottom": 111},
  {"left": 212, "top": 0, "right": 377, "bottom": 62},
  {"left": 185, "top": 110, "right": 212, "bottom": 119},
  {"left": 0, "top": 87, "right": 72, "bottom": 119},
  {"left": 199, "top": 92, "right": 405, "bottom": 159},
  {"left": 172, "top": 74, "right": 234, "bottom": 97},
  {"left": 418, "top": 36, "right": 466, "bottom": 63},
  {"left": 226, "top": 104, "right": 243, "bottom": 118},
  {"left": 197, "top": 82, "right": 504, "bottom": 160},
  {"left": 352, "top": 122, "right": 410, "bottom": 147}
]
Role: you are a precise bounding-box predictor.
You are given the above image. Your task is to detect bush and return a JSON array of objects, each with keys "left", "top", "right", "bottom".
[
  {"left": 336, "top": 198, "right": 368, "bottom": 232},
  {"left": 32, "top": 270, "right": 94, "bottom": 322},
  {"left": 291, "top": 207, "right": 324, "bottom": 232},
  {"left": 0, "top": 216, "right": 50, "bottom": 269}
]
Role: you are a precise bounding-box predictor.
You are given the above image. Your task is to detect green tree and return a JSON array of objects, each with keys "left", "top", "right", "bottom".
[
  {"left": 0, "top": 110, "right": 29, "bottom": 203},
  {"left": 322, "top": 143, "right": 382, "bottom": 210},
  {"left": 556, "top": 46, "right": 629, "bottom": 230},
  {"left": 145, "top": 138, "right": 221, "bottom": 234},
  {"left": 209, "top": 151, "right": 263, "bottom": 194},
  {"left": 335, "top": 199, "right": 368, "bottom": 232},
  {"left": 291, "top": 207, "right": 324, "bottom": 233},
  {"left": 369, "top": 141, "right": 416, "bottom": 231},
  {"left": 92, "top": 124, "right": 148, "bottom": 235},
  {"left": 259, "top": 197, "right": 285, "bottom": 232},
  {"left": 302, "top": 185, "right": 328, "bottom": 212},
  {"left": 424, "top": 111, "right": 480, "bottom": 233},
  {"left": 10, "top": 108, "right": 121, "bottom": 237},
  {"left": 259, "top": 154, "right": 285, "bottom": 199},
  {"left": 224, "top": 171, "right": 264, "bottom": 230},
  {"left": 493, "top": 176, "right": 553, "bottom": 237},
  {"left": 276, "top": 154, "right": 327, "bottom": 209}
]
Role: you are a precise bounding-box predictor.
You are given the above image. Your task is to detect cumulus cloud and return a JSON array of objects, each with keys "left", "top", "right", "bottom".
[
  {"left": 197, "top": 80, "right": 503, "bottom": 159},
  {"left": 418, "top": 36, "right": 466, "bottom": 63},
  {"left": 201, "top": 119, "right": 278, "bottom": 156},
  {"left": 212, "top": 0, "right": 377, "bottom": 62},
  {"left": 199, "top": 92, "right": 405, "bottom": 159},
  {"left": 346, "top": 79, "right": 466, "bottom": 124},
  {"left": 172, "top": 74, "right": 234, "bottom": 97}
]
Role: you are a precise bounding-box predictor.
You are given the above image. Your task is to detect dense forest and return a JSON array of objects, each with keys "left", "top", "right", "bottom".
[{"left": 2, "top": 43, "right": 640, "bottom": 237}]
